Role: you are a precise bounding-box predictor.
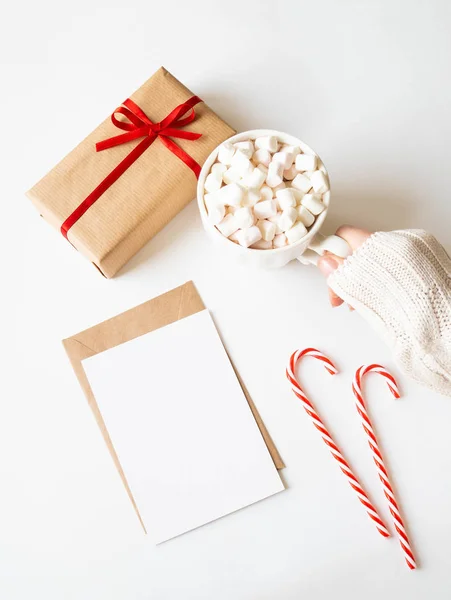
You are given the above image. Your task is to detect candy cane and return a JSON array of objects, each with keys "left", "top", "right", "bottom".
[
  {"left": 352, "top": 365, "right": 416, "bottom": 570},
  {"left": 286, "top": 348, "right": 390, "bottom": 538}
]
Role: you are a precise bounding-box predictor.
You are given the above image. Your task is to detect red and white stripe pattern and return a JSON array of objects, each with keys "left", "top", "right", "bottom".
[
  {"left": 286, "top": 348, "right": 390, "bottom": 538},
  {"left": 352, "top": 365, "right": 416, "bottom": 570}
]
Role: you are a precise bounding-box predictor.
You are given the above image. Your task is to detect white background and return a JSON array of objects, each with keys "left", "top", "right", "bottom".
[{"left": 2, "top": 1, "right": 451, "bottom": 598}]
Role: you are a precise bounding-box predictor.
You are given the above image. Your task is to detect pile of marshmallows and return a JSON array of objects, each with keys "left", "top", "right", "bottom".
[{"left": 203, "top": 135, "right": 329, "bottom": 249}]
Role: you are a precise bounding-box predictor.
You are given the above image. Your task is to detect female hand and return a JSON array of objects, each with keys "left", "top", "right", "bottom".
[{"left": 317, "top": 226, "right": 372, "bottom": 307}]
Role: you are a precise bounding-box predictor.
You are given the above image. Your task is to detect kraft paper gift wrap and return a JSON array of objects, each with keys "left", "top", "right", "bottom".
[
  {"left": 63, "top": 282, "right": 284, "bottom": 531},
  {"left": 27, "top": 68, "right": 235, "bottom": 277}
]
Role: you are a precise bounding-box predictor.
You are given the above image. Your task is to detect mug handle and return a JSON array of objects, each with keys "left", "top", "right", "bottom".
[{"left": 297, "top": 233, "right": 352, "bottom": 266}]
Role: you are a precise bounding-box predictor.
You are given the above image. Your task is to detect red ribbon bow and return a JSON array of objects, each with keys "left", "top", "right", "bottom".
[{"left": 61, "top": 95, "right": 203, "bottom": 240}]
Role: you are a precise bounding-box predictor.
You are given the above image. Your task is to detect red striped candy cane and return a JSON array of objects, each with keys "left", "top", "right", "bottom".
[
  {"left": 286, "top": 348, "right": 390, "bottom": 538},
  {"left": 352, "top": 365, "right": 416, "bottom": 570}
]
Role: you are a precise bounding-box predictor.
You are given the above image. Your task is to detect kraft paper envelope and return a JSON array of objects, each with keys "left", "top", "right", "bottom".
[{"left": 63, "top": 281, "right": 284, "bottom": 531}]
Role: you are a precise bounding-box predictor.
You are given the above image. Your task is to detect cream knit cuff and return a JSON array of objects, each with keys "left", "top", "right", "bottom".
[{"left": 328, "top": 230, "right": 451, "bottom": 396}]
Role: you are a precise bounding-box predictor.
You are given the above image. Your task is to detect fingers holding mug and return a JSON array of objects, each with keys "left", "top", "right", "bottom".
[{"left": 317, "top": 226, "right": 372, "bottom": 307}]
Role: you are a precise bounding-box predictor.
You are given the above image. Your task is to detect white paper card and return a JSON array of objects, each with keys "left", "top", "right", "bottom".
[{"left": 82, "top": 309, "right": 284, "bottom": 543}]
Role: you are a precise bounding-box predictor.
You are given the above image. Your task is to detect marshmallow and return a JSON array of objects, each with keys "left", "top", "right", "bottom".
[
  {"left": 251, "top": 239, "right": 272, "bottom": 250},
  {"left": 295, "top": 153, "right": 318, "bottom": 172},
  {"left": 244, "top": 166, "right": 266, "bottom": 190},
  {"left": 252, "top": 148, "right": 272, "bottom": 167},
  {"left": 272, "top": 151, "right": 295, "bottom": 170},
  {"left": 292, "top": 173, "right": 313, "bottom": 193},
  {"left": 311, "top": 170, "right": 329, "bottom": 193},
  {"left": 266, "top": 161, "right": 284, "bottom": 187},
  {"left": 243, "top": 189, "right": 261, "bottom": 207},
  {"left": 223, "top": 167, "right": 243, "bottom": 184},
  {"left": 204, "top": 173, "right": 222, "bottom": 193},
  {"left": 233, "top": 140, "right": 254, "bottom": 158},
  {"left": 211, "top": 163, "right": 227, "bottom": 178},
  {"left": 228, "top": 230, "right": 241, "bottom": 244},
  {"left": 283, "top": 165, "right": 298, "bottom": 180},
  {"left": 275, "top": 188, "right": 296, "bottom": 210},
  {"left": 217, "top": 142, "right": 235, "bottom": 166},
  {"left": 301, "top": 193, "right": 325, "bottom": 215},
  {"left": 278, "top": 207, "right": 298, "bottom": 232},
  {"left": 272, "top": 182, "right": 286, "bottom": 194},
  {"left": 256, "top": 163, "right": 268, "bottom": 175},
  {"left": 273, "top": 233, "right": 288, "bottom": 248},
  {"left": 281, "top": 144, "right": 301, "bottom": 157},
  {"left": 268, "top": 213, "right": 284, "bottom": 234},
  {"left": 235, "top": 226, "right": 262, "bottom": 248},
  {"left": 204, "top": 195, "right": 226, "bottom": 225},
  {"left": 286, "top": 221, "right": 308, "bottom": 244},
  {"left": 234, "top": 206, "right": 255, "bottom": 229},
  {"left": 253, "top": 199, "right": 278, "bottom": 220},
  {"left": 255, "top": 135, "right": 278, "bottom": 152},
  {"left": 257, "top": 219, "right": 276, "bottom": 242},
  {"left": 216, "top": 213, "right": 239, "bottom": 237},
  {"left": 208, "top": 182, "right": 244, "bottom": 207},
  {"left": 296, "top": 205, "right": 315, "bottom": 227},
  {"left": 231, "top": 150, "right": 253, "bottom": 176},
  {"left": 291, "top": 188, "right": 305, "bottom": 204},
  {"left": 260, "top": 185, "right": 273, "bottom": 202}
]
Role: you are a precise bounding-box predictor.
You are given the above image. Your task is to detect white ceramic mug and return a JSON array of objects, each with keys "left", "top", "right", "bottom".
[{"left": 197, "top": 129, "right": 351, "bottom": 268}]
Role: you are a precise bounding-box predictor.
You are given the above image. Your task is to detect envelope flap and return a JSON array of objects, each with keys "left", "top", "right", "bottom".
[{"left": 64, "top": 281, "right": 204, "bottom": 356}]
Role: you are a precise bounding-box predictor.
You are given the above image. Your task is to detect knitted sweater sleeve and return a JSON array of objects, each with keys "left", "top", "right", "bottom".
[{"left": 328, "top": 230, "right": 451, "bottom": 396}]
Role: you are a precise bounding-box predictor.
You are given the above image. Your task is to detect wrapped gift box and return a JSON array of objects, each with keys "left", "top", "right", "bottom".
[{"left": 27, "top": 67, "right": 235, "bottom": 277}]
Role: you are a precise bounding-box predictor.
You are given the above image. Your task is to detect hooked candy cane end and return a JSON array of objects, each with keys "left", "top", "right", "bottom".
[
  {"left": 387, "top": 381, "right": 401, "bottom": 399},
  {"left": 325, "top": 365, "right": 338, "bottom": 376}
]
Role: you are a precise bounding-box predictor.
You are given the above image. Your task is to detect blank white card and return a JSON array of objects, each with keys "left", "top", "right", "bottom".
[{"left": 82, "top": 309, "right": 284, "bottom": 543}]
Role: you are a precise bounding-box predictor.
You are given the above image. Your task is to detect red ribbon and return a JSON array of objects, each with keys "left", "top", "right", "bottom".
[{"left": 60, "top": 96, "right": 203, "bottom": 240}]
